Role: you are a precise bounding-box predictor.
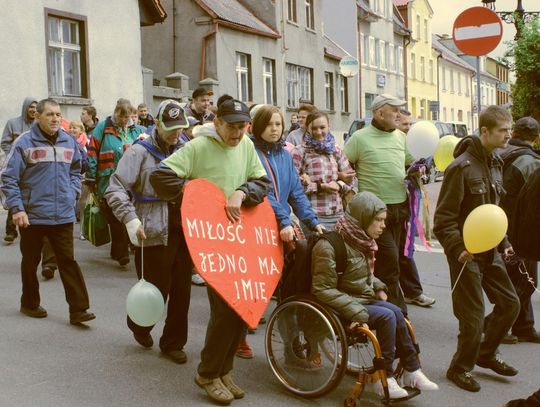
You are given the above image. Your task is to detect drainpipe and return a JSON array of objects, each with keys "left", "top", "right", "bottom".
[
  {"left": 357, "top": 21, "right": 362, "bottom": 117},
  {"left": 173, "top": 0, "right": 177, "bottom": 72},
  {"left": 280, "top": 0, "right": 288, "bottom": 112},
  {"left": 201, "top": 22, "right": 218, "bottom": 81},
  {"left": 404, "top": 35, "right": 411, "bottom": 109},
  {"left": 436, "top": 54, "right": 442, "bottom": 120}
]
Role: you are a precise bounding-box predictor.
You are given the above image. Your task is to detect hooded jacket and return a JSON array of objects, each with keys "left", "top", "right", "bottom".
[
  {"left": 150, "top": 123, "right": 271, "bottom": 206},
  {"left": 1, "top": 97, "right": 37, "bottom": 155},
  {"left": 1, "top": 122, "right": 81, "bottom": 225},
  {"left": 311, "top": 192, "right": 387, "bottom": 324},
  {"left": 434, "top": 135, "right": 509, "bottom": 262},
  {"left": 251, "top": 135, "right": 319, "bottom": 231},
  {"left": 104, "top": 130, "right": 184, "bottom": 247}
]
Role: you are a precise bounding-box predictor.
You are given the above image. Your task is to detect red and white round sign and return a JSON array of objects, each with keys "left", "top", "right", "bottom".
[{"left": 452, "top": 7, "right": 503, "bottom": 57}]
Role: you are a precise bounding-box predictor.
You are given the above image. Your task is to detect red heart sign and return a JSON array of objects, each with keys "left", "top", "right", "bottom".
[{"left": 181, "top": 179, "right": 284, "bottom": 329}]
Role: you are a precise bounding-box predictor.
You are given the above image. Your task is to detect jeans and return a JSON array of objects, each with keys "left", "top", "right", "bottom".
[{"left": 365, "top": 300, "right": 420, "bottom": 376}]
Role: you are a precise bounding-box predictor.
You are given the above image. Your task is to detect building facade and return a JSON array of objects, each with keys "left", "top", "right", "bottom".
[
  {"left": 0, "top": 0, "right": 165, "bottom": 131},
  {"left": 486, "top": 57, "right": 511, "bottom": 107},
  {"left": 141, "top": 0, "right": 355, "bottom": 134}
]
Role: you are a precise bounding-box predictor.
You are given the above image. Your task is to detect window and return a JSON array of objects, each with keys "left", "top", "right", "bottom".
[
  {"left": 287, "top": 0, "right": 297, "bottom": 22},
  {"left": 389, "top": 44, "right": 395, "bottom": 72},
  {"left": 410, "top": 52, "right": 416, "bottom": 79},
  {"left": 369, "top": 36, "right": 376, "bottom": 67},
  {"left": 429, "top": 59, "right": 434, "bottom": 84},
  {"left": 420, "top": 56, "right": 425, "bottom": 81},
  {"left": 416, "top": 14, "right": 421, "bottom": 40},
  {"left": 263, "top": 58, "right": 276, "bottom": 105},
  {"left": 458, "top": 72, "right": 462, "bottom": 94},
  {"left": 442, "top": 67, "right": 446, "bottom": 91},
  {"left": 465, "top": 76, "right": 470, "bottom": 96},
  {"left": 305, "top": 0, "right": 314, "bottom": 29},
  {"left": 443, "top": 107, "right": 447, "bottom": 121},
  {"left": 380, "top": 41, "right": 386, "bottom": 70},
  {"left": 398, "top": 46, "right": 403, "bottom": 74},
  {"left": 450, "top": 69, "right": 455, "bottom": 93},
  {"left": 286, "top": 63, "right": 312, "bottom": 108},
  {"left": 46, "top": 10, "right": 88, "bottom": 97},
  {"left": 420, "top": 99, "right": 426, "bottom": 119},
  {"left": 423, "top": 19, "right": 428, "bottom": 43},
  {"left": 324, "top": 72, "right": 334, "bottom": 111},
  {"left": 361, "top": 34, "right": 368, "bottom": 65},
  {"left": 236, "top": 52, "right": 251, "bottom": 102},
  {"left": 339, "top": 75, "right": 349, "bottom": 112},
  {"left": 451, "top": 108, "right": 455, "bottom": 121}
]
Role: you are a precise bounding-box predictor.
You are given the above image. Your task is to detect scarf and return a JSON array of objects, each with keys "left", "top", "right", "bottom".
[
  {"left": 335, "top": 214, "right": 378, "bottom": 274},
  {"left": 252, "top": 134, "right": 286, "bottom": 153},
  {"left": 303, "top": 132, "right": 336, "bottom": 155}
]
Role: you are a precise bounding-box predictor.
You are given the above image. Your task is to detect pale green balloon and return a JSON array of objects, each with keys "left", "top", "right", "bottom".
[
  {"left": 434, "top": 135, "right": 460, "bottom": 171},
  {"left": 126, "top": 279, "right": 165, "bottom": 327}
]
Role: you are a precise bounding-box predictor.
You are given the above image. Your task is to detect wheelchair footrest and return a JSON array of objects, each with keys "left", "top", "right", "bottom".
[{"left": 382, "top": 387, "right": 421, "bottom": 404}]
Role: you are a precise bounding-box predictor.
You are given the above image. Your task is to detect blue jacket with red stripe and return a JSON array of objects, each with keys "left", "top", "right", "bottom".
[{"left": 1, "top": 122, "right": 81, "bottom": 225}]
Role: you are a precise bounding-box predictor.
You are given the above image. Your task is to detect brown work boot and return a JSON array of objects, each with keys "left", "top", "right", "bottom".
[
  {"left": 221, "top": 373, "right": 245, "bottom": 399},
  {"left": 195, "top": 375, "right": 234, "bottom": 405}
]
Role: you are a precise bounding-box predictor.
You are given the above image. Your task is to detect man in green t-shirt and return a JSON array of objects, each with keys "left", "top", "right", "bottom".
[{"left": 344, "top": 94, "right": 415, "bottom": 314}]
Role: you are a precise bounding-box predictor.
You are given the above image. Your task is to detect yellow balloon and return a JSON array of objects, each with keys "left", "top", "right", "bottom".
[
  {"left": 433, "top": 135, "right": 459, "bottom": 172},
  {"left": 463, "top": 204, "right": 508, "bottom": 254}
]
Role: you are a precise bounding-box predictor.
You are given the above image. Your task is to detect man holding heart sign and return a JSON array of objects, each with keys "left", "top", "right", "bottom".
[{"left": 150, "top": 96, "right": 271, "bottom": 405}]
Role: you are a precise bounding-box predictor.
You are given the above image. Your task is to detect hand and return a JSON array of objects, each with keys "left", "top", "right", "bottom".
[
  {"left": 349, "top": 321, "right": 369, "bottom": 331},
  {"left": 86, "top": 183, "right": 96, "bottom": 194},
  {"left": 321, "top": 181, "right": 340, "bottom": 193},
  {"left": 280, "top": 226, "right": 295, "bottom": 243},
  {"left": 225, "top": 190, "right": 245, "bottom": 222},
  {"left": 337, "top": 169, "right": 355, "bottom": 184},
  {"left": 313, "top": 224, "right": 326, "bottom": 235},
  {"left": 458, "top": 250, "right": 474, "bottom": 263},
  {"left": 503, "top": 246, "right": 515, "bottom": 262},
  {"left": 12, "top": 211, "right": 29, "bottom": 228},
  {"left": 376, "top": 290, "right": 388, "bottom": 301},
  {"left": 136, "top": 225, "right": 146, "bottom": 241},
  {"left": 300, "top": 173, "right": 311, "bottom": 186}
]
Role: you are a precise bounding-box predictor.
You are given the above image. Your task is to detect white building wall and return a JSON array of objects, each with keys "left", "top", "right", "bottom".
[{"left": 0, "top": 0, "right": 143, "bottom": 127}]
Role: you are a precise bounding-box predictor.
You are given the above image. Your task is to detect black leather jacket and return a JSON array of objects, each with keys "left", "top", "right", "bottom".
[{"left": 434, "top": 136, "right": 510, "bottom": 262}]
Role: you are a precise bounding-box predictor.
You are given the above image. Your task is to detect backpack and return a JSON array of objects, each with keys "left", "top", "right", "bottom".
[
  {"left": 511, "top": 167, "right": 540, "bottom": 261},
  {"left": 279, "top": 231, "right": 347, "bottom": 301}
]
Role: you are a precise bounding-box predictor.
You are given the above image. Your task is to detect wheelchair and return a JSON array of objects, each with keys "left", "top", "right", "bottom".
[{"left": 265, "top": 295, "right": 421, "bottom": 406}]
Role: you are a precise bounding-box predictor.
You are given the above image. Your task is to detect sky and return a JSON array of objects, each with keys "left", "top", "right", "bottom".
[{"left": 430, "top": 0, "right": 526, "bottom": 58}]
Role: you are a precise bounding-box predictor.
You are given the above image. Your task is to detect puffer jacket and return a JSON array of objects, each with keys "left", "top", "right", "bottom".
[
  {"left": 1, "top": 122, "right": 81, "bottom": 224},
  {"left": 251, "top": 136, "right": 319, "bottom": 231},
  {"left": 434, "top": 135, "right": 510, "bottom": 262},
  {"left": 311, "top": 238, "right": 387, "bottom": 324},
  {"left": 104, "top": 131, "right": 184, "bottom": 246}
]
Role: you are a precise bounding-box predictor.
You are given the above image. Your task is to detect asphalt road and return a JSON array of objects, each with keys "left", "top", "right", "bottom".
[{"left": 0, "top": 193, "right": 538, "bottom": 407}]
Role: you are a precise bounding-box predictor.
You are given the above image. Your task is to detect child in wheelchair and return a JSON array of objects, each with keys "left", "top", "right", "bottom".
[{"left": 311, "top": 191, "right": 439, "bottom": 399}]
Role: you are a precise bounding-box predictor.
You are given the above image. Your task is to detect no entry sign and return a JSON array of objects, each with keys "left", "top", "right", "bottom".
[{"left": 453, "top": 7, "right": 503, "bottom": 56}]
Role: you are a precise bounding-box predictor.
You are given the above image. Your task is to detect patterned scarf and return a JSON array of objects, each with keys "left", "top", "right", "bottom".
[
  {"left": 303, "top": 132, "right": 336, "bottom": 155},
  {"left": 252, "top": 134, "right": 287, "bottom": 153},
  {"left": 335, "top": 214, "right": 378, "bottom": 274}
]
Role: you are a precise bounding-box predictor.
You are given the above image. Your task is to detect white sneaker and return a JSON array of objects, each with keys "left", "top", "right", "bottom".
[
  {"left": 402, "top": 369, "right": 439, "bottom": 391},
  {"left": 374, "top": 377, "right": 408, "bottom": 399},
  {"left": 191, "top": 273, "right": 206, "bottom": 286}
]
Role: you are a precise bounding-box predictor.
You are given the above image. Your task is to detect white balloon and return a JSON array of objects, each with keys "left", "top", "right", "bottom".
[
  {"left": 406, "top": 121, "right": 440, "bottom": 159},
  {"left": 126, "top": 279, "right": 165, "bottom": 327}
]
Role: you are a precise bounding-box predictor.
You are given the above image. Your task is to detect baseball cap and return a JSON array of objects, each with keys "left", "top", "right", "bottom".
[
  {"left": 157, "top": 100, "right": 188, "bottom": 131},
  {"left": 371, "top": 94, "right": 406, "bottom": 111},
  {"left": 514, "top": 116, "right": 539, "bottom": 138},
  {"left": 217, "top": 99, "right": 251, "bottom": 123},
  {"left": 187, "top": 116, "right": 200, "bottom": 127},
  {"left": 192, "top": 87, "right": 214, "bottom": 99}
]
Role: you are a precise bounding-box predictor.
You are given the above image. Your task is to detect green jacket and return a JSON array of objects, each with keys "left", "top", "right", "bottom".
[
  {"left": 311, "top": 238, "right": 387, "bottom": 324},
  {"left": 86, "top": 116, "right": 140, "bottom": 199}
]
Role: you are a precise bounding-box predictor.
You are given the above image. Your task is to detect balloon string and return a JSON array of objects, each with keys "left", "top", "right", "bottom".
[
  {"left": 451, "top": 262, "right": 468, "bottom": 295},
  {"left": 141, "top": 219, "right": 145, "bottom": 280},
  {"left": 518, "top": 261, "right": 540, "bottom": 295}
]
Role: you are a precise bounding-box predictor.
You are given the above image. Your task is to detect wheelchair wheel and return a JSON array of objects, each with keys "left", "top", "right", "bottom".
[
  {"left": 265, "top": 297, "right": 348, "bottom": 398},
  {"left": 344, "top": 332, "right": 378, "bottom": 375}
]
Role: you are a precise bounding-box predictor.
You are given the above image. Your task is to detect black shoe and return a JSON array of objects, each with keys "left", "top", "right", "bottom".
[
  {"left": 4, "top": 233, "right": 16, "bottom": 243},
  {"left": 476, "top": 355, "right": 518, "bottom": 376},
  {"left": 70, "top": 310, "right": 96, "bottom": 325},
  {"left": 501, "top": 333, "right": 518, "bottom": 344},
  {"left": 161, "top": 349, "right": 187, "bottom": 364},
  {"left": 446, "top": 368, "right": 481, "bottom": 392},
  {"left": 20, "top": 305, "right": 48, "bottom": 318},
  {"left": 41, "top": 267, "right": 55, "bottom": 280},
  {"left": 117, "top": 256, "right": 130, "bottom": 266},
  {"left": 133, "top": 333, "right": 153, "bottom": 348},
  {"left": 516, "top": 331, "right": 540, "bottom": 343}
]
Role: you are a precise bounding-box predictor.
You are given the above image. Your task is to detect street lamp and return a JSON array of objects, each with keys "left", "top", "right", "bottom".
[{"left": 482, "top": 0, "right": 540, "bottom": 39}]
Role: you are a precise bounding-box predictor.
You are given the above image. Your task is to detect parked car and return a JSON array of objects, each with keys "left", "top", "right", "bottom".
[
  {"left": 343, "top": 117, "right": 372, "bottom": 144},
  {"left": 448, "top": 121, "right": 469, "bottom": 138},
  {"left": 422, "top": 121, "right": 461, "bottom": 184}
]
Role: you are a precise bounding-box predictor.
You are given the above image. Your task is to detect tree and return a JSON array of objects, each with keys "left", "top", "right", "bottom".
[{"left": 505, "top": 18, "right": 540, "bottom": 121}]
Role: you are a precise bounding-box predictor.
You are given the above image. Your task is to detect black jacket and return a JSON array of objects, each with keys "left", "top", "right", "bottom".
[{"left": 434, "top": 136, "right": 509, "bottom": 262}]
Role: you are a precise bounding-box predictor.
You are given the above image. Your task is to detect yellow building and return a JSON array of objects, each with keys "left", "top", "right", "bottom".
[{"left": 397, "top": 0, "right": 438, "bottom": 120}]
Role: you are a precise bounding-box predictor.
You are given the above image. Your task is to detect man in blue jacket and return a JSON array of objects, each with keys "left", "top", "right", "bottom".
[{"left": 1, "top": 98, "right": 95, "bottom": 325}]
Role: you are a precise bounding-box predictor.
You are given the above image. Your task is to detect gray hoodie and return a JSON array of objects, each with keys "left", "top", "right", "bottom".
[{"left": 1, "top": 97, "right": 37, "bottom": 155}]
